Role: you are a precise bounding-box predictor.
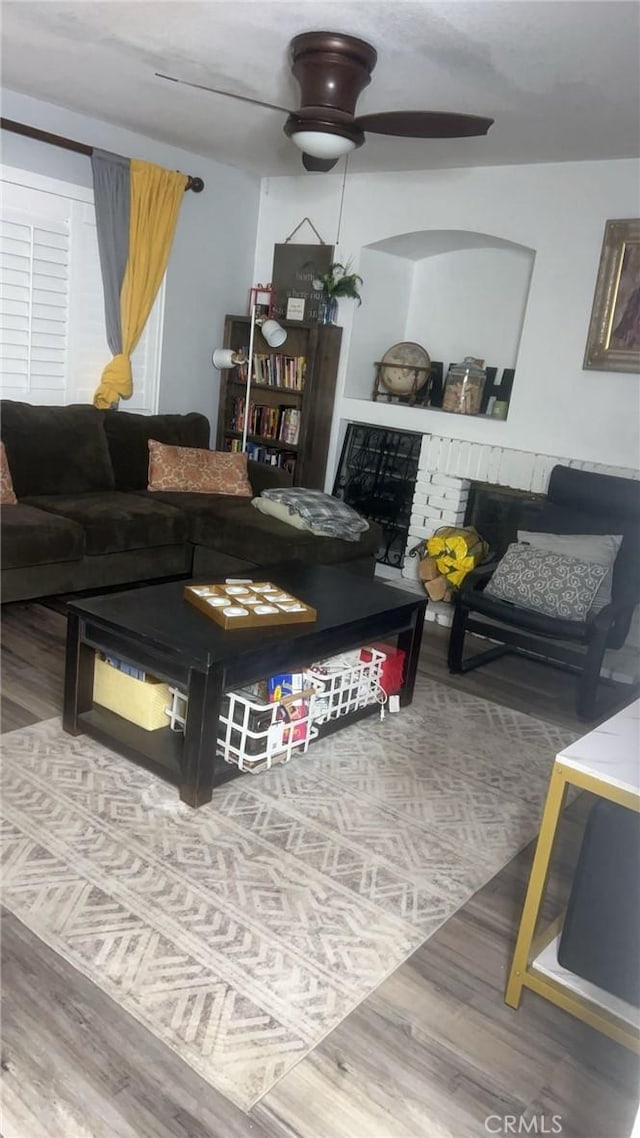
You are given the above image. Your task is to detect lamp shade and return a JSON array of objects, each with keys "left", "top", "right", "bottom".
[
  {"left": 260, "top": 319, "right": 287, "bottom": 348},
  {"left": 212, "top": 348, "right": 239, "bottom": 370}
]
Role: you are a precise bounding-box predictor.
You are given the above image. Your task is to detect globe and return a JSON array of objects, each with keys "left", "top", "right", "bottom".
[{"left": 378, "top": 342, "right": 431, "bottom": 397}]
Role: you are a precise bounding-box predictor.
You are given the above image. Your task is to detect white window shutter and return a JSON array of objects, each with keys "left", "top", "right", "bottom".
[
  {"left": 0, "top": 209, "right": 70, "bottom": 403},
  {"left": 0, "top": 170, "right": 163, "bottom": 412},
  {"left": 68, "top": 201, "right": 110, "bottom": 405}
]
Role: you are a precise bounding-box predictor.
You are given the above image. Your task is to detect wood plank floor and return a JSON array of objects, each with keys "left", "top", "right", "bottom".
[{"left": 1, "top": 600, "right": 638, "bottom": 1138}]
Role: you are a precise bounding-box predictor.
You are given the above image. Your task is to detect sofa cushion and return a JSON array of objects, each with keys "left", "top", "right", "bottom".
[
  {"left": 1, "top": 502, "right": 85, "bottom": 570},
  {"left": 23, "top": 492, "right": 187, "bottom": 556},
  {"left": 247, "top": 460, "right": 293, "bottom": 496},
  {"left": 103, "top": 410, "right": 210, "bottom": 491},
  {"left": 461, "top": 588, "right": 594, "bottom": 643},
  {"left": 517, "top": 531, "right": 622, "bottom": 613},
  {"left": 147, "top": 440, "right": 253, "bottom": 496},
  {"left": 1, "top": 401, "right": 115, "bottom": 497},
  {"left": 1, "top": 442, "right": 17, "bottom": 504},
  {"left": 130, "top": 490, "right": 244, "bottom": 532},
  {"left": 172, "top": 494, "right": 380, "bottom": 566},
  {"left": 518, "top": 499, "right": 640, "bottom": 609},
  {"left": 485, "top": 543, "right": 607, "bottom": 622}
]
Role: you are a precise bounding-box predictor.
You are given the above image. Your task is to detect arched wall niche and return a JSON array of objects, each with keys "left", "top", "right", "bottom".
[{"left": 346, "top": 229, "right": 536, "bottom": 402}]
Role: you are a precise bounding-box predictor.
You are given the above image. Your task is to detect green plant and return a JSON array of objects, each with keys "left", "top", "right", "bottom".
[{"left": 313, "top": 261, "right": 363, "bottom": 304}]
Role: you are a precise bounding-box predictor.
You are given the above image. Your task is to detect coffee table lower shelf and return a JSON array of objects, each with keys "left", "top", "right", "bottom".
[
  {"left": 75, "top": 699, "right": 384, "bottom": 796},
  {"left": 77, "top": 706, "right": 186, "bottom": 784}
]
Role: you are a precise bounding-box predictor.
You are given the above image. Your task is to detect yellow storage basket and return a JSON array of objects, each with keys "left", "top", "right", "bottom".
[{"left": 93, "top": 657, "right": 171, "bottom": 731}]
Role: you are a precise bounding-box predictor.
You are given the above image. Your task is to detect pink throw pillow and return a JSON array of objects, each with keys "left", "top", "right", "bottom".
[
  {"left": 147, "top": 439, "right": 253, "bottom": 496},
  {"left": 0, "top": 442, "right": 17, "bottom": 504}
]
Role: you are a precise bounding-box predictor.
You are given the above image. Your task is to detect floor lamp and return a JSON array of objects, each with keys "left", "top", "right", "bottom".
[{"left": 213, "top": 306, "right": 287, "bottom": 453}]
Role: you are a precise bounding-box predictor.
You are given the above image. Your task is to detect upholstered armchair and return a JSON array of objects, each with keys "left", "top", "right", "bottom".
[{"left": 447, "top": 465, "right": 640, "bottom": 720}]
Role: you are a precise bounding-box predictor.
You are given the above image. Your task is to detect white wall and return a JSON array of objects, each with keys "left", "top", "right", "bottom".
[
  {"left": 405, "top": 245, "right": 534, "bottom": 372},
  {"left": 1, "top": 90, "right": 261, "bottom": 428},
  {"left": 253, "top": 160, "right": 640, "bottom": 484},
  {"left": 347, "top": 249, "right": 415, "bottom": 400}
]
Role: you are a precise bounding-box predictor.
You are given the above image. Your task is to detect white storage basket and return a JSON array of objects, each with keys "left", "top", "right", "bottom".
[
  {"left": 164, "top": 644, "right": 387, "bottom": 774},
  {"left": 166, "top": 686, "right": 188, "bottom": 732},
  {"left": 217, "top": 686, "right": 317, "bottom": 773},
  {"left": 306, "top": 647, "right": 387, "bottom": 724}
]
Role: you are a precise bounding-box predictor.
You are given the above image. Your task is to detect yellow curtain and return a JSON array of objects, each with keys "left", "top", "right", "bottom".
[{"left": 93, "top": 160, "right": 187, "bottom": 409}]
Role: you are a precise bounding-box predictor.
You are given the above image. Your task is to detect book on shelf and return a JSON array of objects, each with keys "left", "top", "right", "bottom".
[
  {"left": 245, "top": 442, "right": 297, "bottom": 474},
  {"left": 229, "top": 395, "right": 246, "bottom": 432},
  {"left": 227, "top": 400, "right": 301, "bottom": 445},
  {"left": 100, "top": 654, "right": 147, "bottom": 681},
  {"left": 250, "top": 403, "right": 280, "bottom": 439},
  {"left": 235, "top": 353, "right": 306, "bottom": 391},
  {"left": 278, "top": 406, "right": 300, "bottom": 445}
]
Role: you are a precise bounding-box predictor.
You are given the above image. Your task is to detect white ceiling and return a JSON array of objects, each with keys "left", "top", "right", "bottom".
[{"left": 2, "top": 0, "right": 639, "bottom": 178}]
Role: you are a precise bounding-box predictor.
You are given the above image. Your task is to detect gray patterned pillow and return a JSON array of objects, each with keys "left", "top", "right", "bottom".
[
  {"left": 485, "top": 543, "right": 608, "bottom": 621},
  {"left": 517, "top": 531, "right": 622, "bottom": 613}
]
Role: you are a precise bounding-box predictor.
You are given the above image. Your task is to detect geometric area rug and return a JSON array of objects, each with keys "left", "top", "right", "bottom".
[{"left": 0, "top": 675, "right": 577, "bottom": 1111}]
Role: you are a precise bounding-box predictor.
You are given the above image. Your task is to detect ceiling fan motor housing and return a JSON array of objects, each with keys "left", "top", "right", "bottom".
[{"left": 284, "top": 31, "right": 378, "bottom": 150}]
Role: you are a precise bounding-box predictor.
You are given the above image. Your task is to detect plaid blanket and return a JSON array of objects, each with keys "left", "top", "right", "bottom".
[{"left": 260, "top": 488, "right": 369, "bottom": 542}]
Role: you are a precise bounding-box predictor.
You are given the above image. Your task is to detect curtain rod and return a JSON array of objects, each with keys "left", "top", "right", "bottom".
[{"left": 0, "top": 118, "right": 205, "bottom": 193}]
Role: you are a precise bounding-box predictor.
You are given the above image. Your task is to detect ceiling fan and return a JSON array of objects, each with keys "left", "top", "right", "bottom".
[{"left": 157, "top": 30, "right": 494, "bottom": 172}]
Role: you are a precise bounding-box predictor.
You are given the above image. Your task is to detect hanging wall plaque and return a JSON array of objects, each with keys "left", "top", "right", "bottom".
[{"left": 271, "top": 243, "right": 335, "bottom": 322}]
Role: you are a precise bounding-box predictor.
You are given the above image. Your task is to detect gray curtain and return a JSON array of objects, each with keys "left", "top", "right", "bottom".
[{"left": 91, "top": 150, "right": 130, "bottom": 356}]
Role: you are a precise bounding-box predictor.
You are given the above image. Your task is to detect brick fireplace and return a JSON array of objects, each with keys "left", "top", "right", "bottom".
[{"left": 401, "top": 433, "right": 640, "bottom": 677}]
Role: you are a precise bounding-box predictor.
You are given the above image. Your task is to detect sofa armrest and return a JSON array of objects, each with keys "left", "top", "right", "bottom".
[{"left": 248, "top": 461, "right": 293, "bottom": 496}]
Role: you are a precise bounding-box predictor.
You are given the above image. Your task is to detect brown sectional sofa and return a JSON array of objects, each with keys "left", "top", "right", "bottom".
[{"left": 0, "top": 401, "right": 381, "bottom": 603}]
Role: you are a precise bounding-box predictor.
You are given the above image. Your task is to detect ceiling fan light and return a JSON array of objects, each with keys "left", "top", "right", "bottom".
[{"left": 290, "top": 130, "right": 356, "bottom": 160}]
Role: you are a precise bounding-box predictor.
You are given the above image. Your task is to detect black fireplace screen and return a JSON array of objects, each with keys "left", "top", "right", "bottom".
[
  {"left": 332, "top": 424, "right": 422, "bottom": 567},
  {"left": 464, "top": 483, "right": 545, "bottom": 557}
]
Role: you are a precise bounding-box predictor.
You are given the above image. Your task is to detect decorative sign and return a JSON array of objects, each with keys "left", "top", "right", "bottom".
[
  {"left": 286, "top": 297, "right": 306, "bottom": 321},
  {"left": 271, "top": 243, "right": 334, "bottom": 323}
]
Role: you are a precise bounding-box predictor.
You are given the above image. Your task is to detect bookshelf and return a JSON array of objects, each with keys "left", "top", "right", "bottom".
[{"left": 215, "top": 315, "right": 342, "bottom": 489}]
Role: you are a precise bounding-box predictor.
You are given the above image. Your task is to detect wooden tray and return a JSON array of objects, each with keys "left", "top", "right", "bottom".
[{"left": 183, "top": 580, "right": 317, "bottom": 630}]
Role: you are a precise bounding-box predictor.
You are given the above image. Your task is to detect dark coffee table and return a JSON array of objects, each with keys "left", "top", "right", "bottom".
[{"left": 63, "top": 564, "right": 426, "bottom": 807}]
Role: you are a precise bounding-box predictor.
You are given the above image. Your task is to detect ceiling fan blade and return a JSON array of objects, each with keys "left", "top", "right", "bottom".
[
  {"left": 155, "top": 73, "right": 291, "bottom": 115},
  {"left": 302, "top": 153, "right": 340, "bottom": 172},
  {"left": 354, "top": 111, "right": 494, "bottom": 138}
]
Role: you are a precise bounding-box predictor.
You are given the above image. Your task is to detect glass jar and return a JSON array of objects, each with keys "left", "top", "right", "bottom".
[{"left": 443, "top": 357, "right": 486, "bottom": 415}]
